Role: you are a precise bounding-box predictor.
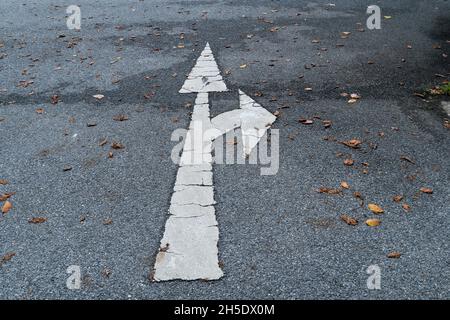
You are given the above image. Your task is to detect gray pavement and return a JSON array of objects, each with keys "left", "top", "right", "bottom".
[{"left": 0, "top": 0, "right": 449, "bottom": 299}]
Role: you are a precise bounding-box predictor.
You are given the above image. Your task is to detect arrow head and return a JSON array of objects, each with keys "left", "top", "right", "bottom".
[
  {"left": 179, "top": 43, "right": 228, "bottom": 93},
  {"left": 238, "top": 90, "right": 277, "bottom": 156}
]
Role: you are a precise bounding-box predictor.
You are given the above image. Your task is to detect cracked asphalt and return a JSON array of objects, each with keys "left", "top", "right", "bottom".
[{"left": 0, "top": 0, "right": 449, "bottom": 299}]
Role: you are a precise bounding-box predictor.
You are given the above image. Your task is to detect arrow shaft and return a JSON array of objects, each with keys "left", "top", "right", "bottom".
[{"left": 153, "top": 92, "right": 223, "bottom": 281}]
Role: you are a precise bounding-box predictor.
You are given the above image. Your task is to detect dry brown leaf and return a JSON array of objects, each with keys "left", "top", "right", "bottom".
[
  {"left": 29, "top": 217, "right": 47, "bottom": 224},
  {"left": 113, "top": 114, "right": 128, "bottom": 121},
  {"left": 317, "top": 187, "right": 341, "bottom": 195},
  {"left": 368, "top": 203, "right": 384, "bottom": 214},
  {"left": 0, "top": 252, "right": 15, "bottom": 266},
  {"left": 344, "top": 158, "right": 354, "bottom": 166},
  {"left": 98, "top": 138, "right": 108, "bottom": 147},
  {"left": 0, "top": 179, "right": 8, "bottom": 185},
  {"left": 341, "top": 139, "right": 362, "bottom": 149},
  {"left": 322, "top": 120, "right": 332, "bottom": 128},
  {"left": 393, "top": 195, "right": 403, "bottom": 202},
  {"left": 51, "top": 95, "right": 59, "bottom": 104},
  {"left": 402, "top": 203, "right": 411, "bottom": 212},
  {"left": 1, "top": 200, "right": 12, "bottom": 214},
  {"left": 419, "top": 187, "right": 433, "bottom": 194},
  {"left": 366, "top": 218, "right": 381, "bottom": 227},
  {"left": 340, "top": 181, "right": 350, "bottom": 189},
  {"left": 299, "top": 118, "right": 314, "bottom": 125},
  {"left": 387, "top": 251, "right": 401, "bottom": 258},
  {"left": 340, "top": 214, "right": 358, "bottom": 226},
  {"left": 111, "top": 141, "right": 124, "bottom": 149},
  {"left": 0, "top": 193, "right": 14, "bottom": 202}
]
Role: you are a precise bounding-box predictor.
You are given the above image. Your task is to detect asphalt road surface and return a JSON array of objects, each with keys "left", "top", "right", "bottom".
[{"left": 0, "top": 0, "right": 449, "bottom": 299}]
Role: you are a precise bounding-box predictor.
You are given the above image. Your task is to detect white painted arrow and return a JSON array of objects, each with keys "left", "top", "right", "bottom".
[{"left": 153, "top": 43, "right": 276, "bottom": 281}]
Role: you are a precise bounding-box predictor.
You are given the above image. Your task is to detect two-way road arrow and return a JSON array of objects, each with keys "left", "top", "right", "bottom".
[{"left": 153, "top": 43, "right": 276, "bottom": 281}]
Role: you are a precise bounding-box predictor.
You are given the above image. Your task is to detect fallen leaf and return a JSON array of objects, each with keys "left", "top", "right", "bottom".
[
  {"left": 239, "top": 64, "right": 247, "bottom": 69},
  {"left": 420, "top": 187, "right": 433, "bottom": 194},
  {"left": 113, "top": 114, "right": 128, "bottom": 121},
  {"left": 111, "top": 141, "right": 124, "bottom": 149},
  {"left": 347, "top": 98, "right": 358, "bottom": 104},
  {"left": 51, "top": 95, "right": 59, "bottom": 104},
  {"left": 0, "top": 252, "right": 15, "bottom": 266},
  {"left": 98, "top": 138, "right": 108, "bottom": 146},
  {"left": 340, "top": 181, "right": 350, "bottom": 189},
  {"left": 0, "top": 193, "right": 14, "bottom": 202},
  {"left": 103, "top": 218, "right": 113, "bottom": 225},
  {"left": 341, "top": 139, "right": 362, "bottom": 149},
  {"left": 1, "top": 201, "right": 12, "bottom": 214},
  {"left": 343, "top": 158, "right": 354, "bottom": 166},
  {"left": 63, "top": 165, "right": 72, "bottom": 172},
  {"left": 29, "top": 217, "right": 47, "bottom": 224},
  {"left": 299, "top": 118, "right": 314, "bottom": 125},
  {"left": 368, "top": 203, "right": 384, "bottom": 214},
  {"left": 340, "top": 214, "right": 358, "bottom": 226},
  {"left": 400, "top": 155, "right": 415, "bottom": 164},
  {"left": 0, "top": 179, "right": 8, "bottom": 185},
  {"left": 366, "top": 218, "right": 381, "bottom": 227},
  {"left": 393, "top": 195, "right": 403, "bottom": 202},
  {"left": 387, "top": 251, "right": 401, "bottom": 258},
  {"left": 322, "top": 120, "right": 332, "bottom": 128},
  {"left": 317, "top": 187, "right": 341, "bottom": 195},
  {"left": 402, "top": 203, "right": 411, "bottom": 212},
  {"left": 35, "top": 108, "right": 44, "bottom": 114},
  {"left": 93, "top": 94, "right": 105, "bottom": 100}
]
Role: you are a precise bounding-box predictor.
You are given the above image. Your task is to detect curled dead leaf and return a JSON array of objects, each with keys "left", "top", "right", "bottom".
[
  {"left": 113, "top": 114, "right": 128, "bottom": 121},
  {"left": 368, "top": 203, "right": 384, "bottom": 214},
  {"left": 111, "top": 141, "right": 124, "bottom": 150},
  {"left": 1, "top": 201, "right": 12, "bottom": 214},
  {"left": 341, "top": 139, "right": 362, "bottom": 149},
  {"left": 392, "top": 195, "right": 403, "bottom": 202},
  {"left": 343, "top": 158, "right": 354, "bottom": 166},
  {"left": 340, "top": 181, "right": 350, "bottom": 189},
  {"left": 29, "top": 217, "right": 47, "bottom": 224},
  {"left": 387, "top": 251, "right": 401, "bottom": 259},
  {"left": 366, "top": 218, "right": 381, "bottom": 227},
  {"left": 317, "top": 187, "right": 341, "bottom": 195},
  {"left": 419, "top": 187, "right": 433, "bottom": 194},
  {"left": 0, "top": 252, "right": 15, "bottom": 266},
  {"left": 340, "top": 214, "right": 358, "bottom": 226}
]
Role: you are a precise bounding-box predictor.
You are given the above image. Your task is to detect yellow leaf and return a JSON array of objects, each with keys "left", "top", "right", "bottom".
[
  {"left": 368, "top": 203, "right": 384, "bottom": 214},
  {"left": 340, "top": 181, "right": 350, "bottom": 189},
  {"left": 366, "top": 218, "right": 381, "bottom": 227},
  {"left": 1, "top": 200, "right": 12, "bottom": 214}
]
